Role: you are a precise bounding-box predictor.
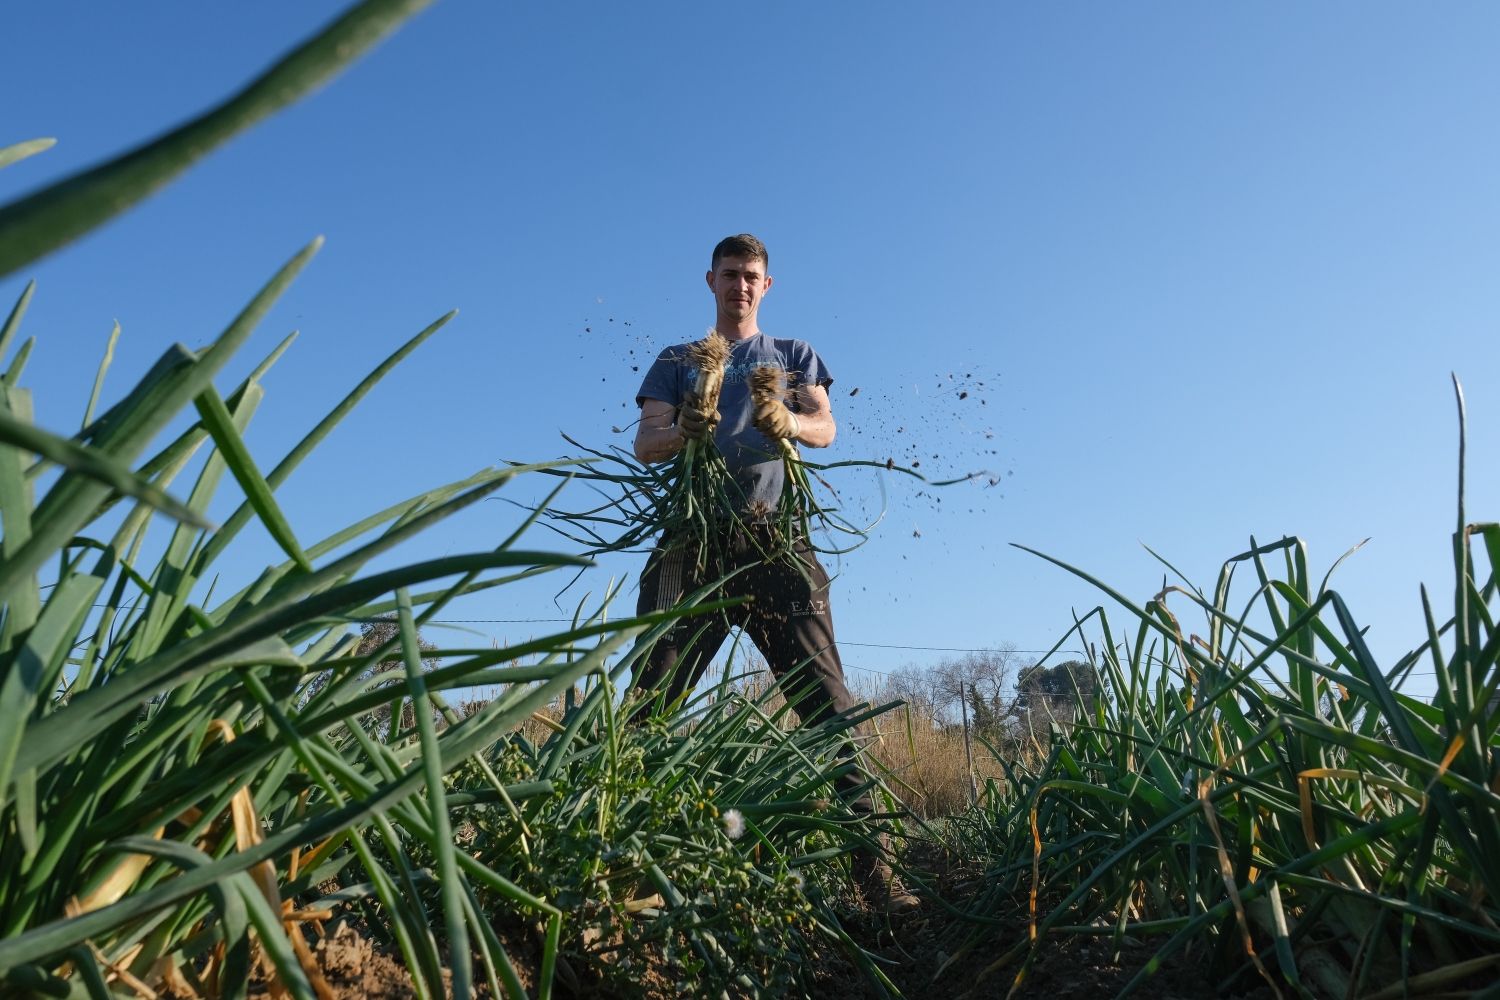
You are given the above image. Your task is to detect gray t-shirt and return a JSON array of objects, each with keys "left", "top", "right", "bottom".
[{"left": 636, "top": 334, "right": 834, "bottom": 511}]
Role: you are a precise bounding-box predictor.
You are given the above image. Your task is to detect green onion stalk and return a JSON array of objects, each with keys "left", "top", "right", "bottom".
[
  {"left": 517, "top": 335, "right": 961, "bottom": 582},
  {"left": 930, "top": 396, "right": 1500, "bottom": 999},
  {"left": 749, "top": 366, "right": 881, "bottom": 567},
  {"left": 662, "top": 329, "right": 751, "bottom": 573},
  {"left": 507, "top": 330, "right": 746, "bottom": 571}
]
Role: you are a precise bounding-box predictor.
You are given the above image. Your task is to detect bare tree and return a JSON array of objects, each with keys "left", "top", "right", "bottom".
[
  {"left": 934, "top": 646, "right": 1031, "bottom": 737},
  {"left": 878, "top": 665, "right": 949, "bottom": 724},
  {"left": 876, "top": 646, "right": 1033, "bottom": 738}
]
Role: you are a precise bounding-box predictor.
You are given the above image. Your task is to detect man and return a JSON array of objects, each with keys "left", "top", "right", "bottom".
[{"left": 631, "top": 233, "right": 917, "bottom": 913}]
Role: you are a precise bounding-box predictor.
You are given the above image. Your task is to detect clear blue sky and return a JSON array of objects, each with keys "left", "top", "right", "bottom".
[{"left": 6, "top": 2, "right": 1498, "bottom": 700}]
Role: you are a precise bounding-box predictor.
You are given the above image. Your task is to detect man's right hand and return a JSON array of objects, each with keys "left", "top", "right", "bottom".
[{"left": 676, "top": 393, "right": 720, "bottom": 441}]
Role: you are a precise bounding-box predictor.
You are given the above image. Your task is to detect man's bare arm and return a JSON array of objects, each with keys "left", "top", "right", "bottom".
[
  {"left": 791, "top": 383, "right": 836, "bottom": 448},
  {"left": 634, "top": 399, "right": 685, "bottom": 463}
]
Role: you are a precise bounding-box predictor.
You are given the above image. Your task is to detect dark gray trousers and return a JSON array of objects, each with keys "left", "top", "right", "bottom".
[{"left": 632, "top": 529, "right": 872, "bottom": 813}]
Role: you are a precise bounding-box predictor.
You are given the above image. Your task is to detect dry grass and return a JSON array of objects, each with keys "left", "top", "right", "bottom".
[
  {"left": 712, "top": 671, "right": 1022, "bottom": 820},
  {"left": 863, "top": 703, "right": 1012, "bottom": 820},
  {"left": 456, "top": 684, "right": 569, "bottom": 747}
]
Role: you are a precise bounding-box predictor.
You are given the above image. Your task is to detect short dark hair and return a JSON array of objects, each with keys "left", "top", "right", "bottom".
[{"left": 711, "top": 234, "right": 768, "bottom": 271}]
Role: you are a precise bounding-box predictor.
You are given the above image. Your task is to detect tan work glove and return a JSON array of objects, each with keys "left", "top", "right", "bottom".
[
  {"left": 752, "top": 398, "right": 801, "bottom": 441},
  {"left": 676, "top": 392, "right": 720, "bottom": 441}
]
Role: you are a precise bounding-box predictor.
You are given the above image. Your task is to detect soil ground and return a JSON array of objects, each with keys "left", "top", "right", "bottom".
[
  {"left": 812, "top": 842, "right": 1277, "bottom": 1000},
  {"left": 228, "top": 850, "right": 1281, "bottom": 1000},
  {"left": 211, "top": 832, "right": 1316, "bottom": 999},
  {"left": 234, "top": 917, "right": 1276, "bottom": 1000},
  {"left": 830, "top": 901, "right": 1278, "bottom": 999}
]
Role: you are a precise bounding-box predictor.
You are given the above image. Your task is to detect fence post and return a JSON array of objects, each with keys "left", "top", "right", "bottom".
[{"left": 959, "top": 680, "right": 978, "bottom": 806}]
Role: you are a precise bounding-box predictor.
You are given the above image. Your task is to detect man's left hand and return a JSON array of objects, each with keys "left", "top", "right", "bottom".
[{"left": 753, "top": 399, "right": 801, "bottom": 441}]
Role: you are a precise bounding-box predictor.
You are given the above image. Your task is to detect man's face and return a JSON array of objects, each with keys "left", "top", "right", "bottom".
[{"left": 706, "top": 255, "right": 772, "bottom": 322}]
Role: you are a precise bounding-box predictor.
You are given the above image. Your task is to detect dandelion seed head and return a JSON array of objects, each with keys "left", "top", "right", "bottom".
[{"left": 722, "top": 808, "right": 745, "bottom": 840}]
